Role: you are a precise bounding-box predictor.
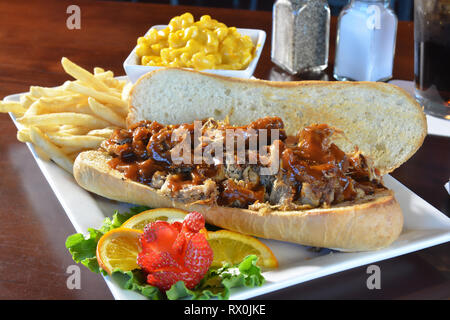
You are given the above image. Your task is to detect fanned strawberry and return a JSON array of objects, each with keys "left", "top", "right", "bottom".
[
  {"left": 136, "top": 211, "right": 214, "bottom": 291},
  {"left": 140, "top": 221, "right": 180, "bottom": 253},
  {"left": 172, "top": 211, "right": 205, "bottom": 253},
  {"left": 137, "top": 250, "right": 179, "bottom": 271},
  {"left": 183, "top": 211, "right": 205, "bottom": 233},
  {"left": 146, "top": 271, "right": 182, "bottom": 291},
  {"left": 184, "top": 233, "right": 213, "bottom": 275},
  {"left": 172, "top": 231, "right": 186, "bottom": 255}
]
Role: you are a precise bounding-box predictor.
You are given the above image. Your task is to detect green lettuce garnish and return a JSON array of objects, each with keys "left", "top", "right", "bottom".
[
  {"left": 111, "top": 270, "right": 162, "bottom": 300},
  {"left": 166, "top": 255, "right": 265, "bottom": 300},
  {"left": 65, "top": 206, "right": 266, "bottom": 300},
  {"left": 65, "top": 205, "right": 150, "bottom": 274}
]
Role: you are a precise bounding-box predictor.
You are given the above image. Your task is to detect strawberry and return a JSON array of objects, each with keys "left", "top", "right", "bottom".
[
  {"left": 137, "top": 250, "right": 179, "bottom": 271},
  {"left": 172, "top": 211, "right": 205, "bottom": 253},
  {"left": 184, "top": 233, "right": 213, "bottom": 275},
  {"left": 137, "top": 211, "right": 213, "bottom": 291},
  {"left": 146, "top": 271, "right": 182, "bottom": 291},
  {"left": 183, "top": 211, "right": 205, "bottom": 233},
  {"left": 141, "top": 221, "right": 177, "bottom": 245},
  {"left": 171, "top": 231, "right": 186, "bottom": 255}
]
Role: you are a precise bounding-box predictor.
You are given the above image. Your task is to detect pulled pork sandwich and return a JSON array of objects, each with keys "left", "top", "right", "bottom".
[{"left": 74, "top": 68, "right": 426, "bottom": 251}]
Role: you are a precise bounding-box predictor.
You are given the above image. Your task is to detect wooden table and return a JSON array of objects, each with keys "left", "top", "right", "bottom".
[{"left": 0, "top": 0, "right": 448, "bottom": 300}]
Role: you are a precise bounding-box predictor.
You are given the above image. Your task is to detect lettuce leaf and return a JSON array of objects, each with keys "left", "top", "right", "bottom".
[
  {"left": 166, "top": 255, "right": 265, "bottom": 300},
  {"left": 65, "top": 206, "right": 150, "bottom": 274},
  {"left": 111, "top": 270, "right": 162, "bottom": 300}
]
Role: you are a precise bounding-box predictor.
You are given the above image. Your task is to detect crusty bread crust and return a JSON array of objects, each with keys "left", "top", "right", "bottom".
[
  {"left": 127, "top": 68, "right": 427, "bottom": 176},
  {"left": 74, "top": 150, "right": 403, "bottom": 251}
]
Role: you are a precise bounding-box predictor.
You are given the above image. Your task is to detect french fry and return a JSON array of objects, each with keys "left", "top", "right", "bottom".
[
  {"left": 16, "top": 129, "right": 51, "bottom": 161},
  {"left": 1, "top": 58, "right": 129, "bottom": 175},
  {"left": 93, "top": 70, "right": 114, "bottom": 79},
  {"left": 23, "top": 100, "right": 41, "bottom": 116},
  {"left": 59, "top": 124, "right": 74, "bottom": 130},
  {"left": 74, "top": 103, "right": 96, "bottom": 115},
  {"left": 18, "top": 113, "right": 111, "bottom": 129},
  {"left": 93, "top": 67, "right": 105, "bottom": 75},
  {"left": 106, "top": 90, "right": 123, "bottom": 99},
  {"left": 29, "top": 126, "right": 74, "bottom": 174},
  {"left": 67, "top": 151, "right": 82, "bottom": 162},
  {"left": 60, "top": 145, "right": 85, "bottom": 154},
  {"left": 61, "top": 57, "right": 111, "bottom": 93},
  {"left": 0, "top": 101, "right": 27, "bottom": 116},
  {"left": 59, "top": 124, "right": 76, "bottom": 131},
  {"left": 35, "top": 95, "right": 88, "bottom": 114},
  {"left": 25, "top": 123, "right": 62, "bottom": 133},
  {"left": 17, "top": 128, "right": 31, "bottom": 143},
  {"left": 121, "top": 82, "right": 133, "bottom": 102},
  {"left": 39, "top": 94, "right": 87, "bottom": 107},
  {"left": 62, "top": 81, "right": 128, "bottom": 113},
  {"left": 88, "top": 97, "right": 126, "bottom": 128},
  {"left": 95, "top": 71, "right": 119, "bottom": 88},
  {"left": 29, "top": 86, "right": 73, "bottom": 98},
  {"left": 19, "top": 94, "right": 37, "bottom": 109},
  {"left": 117, "top": 79, "right": 127, "bottom": 88},
  {"left": 101, "top": 78, "right": 121, "bottom": 89},
  {"left": 87, "top": 127, "right": 115, "bottom": 138},
  {"left": 46, "top": 132, "right": 105, "bottom": 149},
  {"left": 58, "top": 125, "right": 89, "bottom": 135},
  {"left": 34, "top": 146, "right": 52, "bottom": 162}
]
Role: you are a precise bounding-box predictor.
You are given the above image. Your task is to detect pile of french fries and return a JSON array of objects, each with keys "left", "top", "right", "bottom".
[{"left": 0, "top": 57, "right": 131, "bottom": 174}]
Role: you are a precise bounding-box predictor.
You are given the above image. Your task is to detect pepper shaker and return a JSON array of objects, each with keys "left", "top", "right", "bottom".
[
  {"left": 271, "top": 0, "right": 330, "bottom": 74},
  {"left": 333, "top": 0, "right": 398, "bottom": 81}
]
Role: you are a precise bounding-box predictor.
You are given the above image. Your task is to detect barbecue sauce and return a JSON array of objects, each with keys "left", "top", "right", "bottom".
[
  {"left": 104, "top": 118, "right": 380, "bottom": 208},
  {"left": 281, "top": 124, "right": 361, "bottom": 201}
]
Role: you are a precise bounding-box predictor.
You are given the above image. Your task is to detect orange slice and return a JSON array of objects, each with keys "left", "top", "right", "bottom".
[
  {"left": 206, "top": 230, "right": 278, "bottom": 269},
  {"left": 96, "top": 228, "right": 143, "bottom": 274},
  {"left": 121, "top": 208, "right": 188, "bottom": 231}
]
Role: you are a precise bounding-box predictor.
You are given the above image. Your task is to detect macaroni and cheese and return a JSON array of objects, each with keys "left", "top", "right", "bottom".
[{"left": 135, "top": 13, "right": 256, "bottom": 70}]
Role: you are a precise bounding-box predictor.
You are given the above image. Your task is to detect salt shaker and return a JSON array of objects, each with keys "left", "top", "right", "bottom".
[
  {"left": 271, "top": 0, "right": 330, "bottom": 74},
  {"left": 333, "top": 0, "right": 398, "bottom": 82}
]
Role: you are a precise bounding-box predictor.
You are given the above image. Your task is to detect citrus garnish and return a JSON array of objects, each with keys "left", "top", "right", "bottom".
[
  {"left": 96, "top": 228, "right": 143, "bottom": 274},
  {"left": 121, "top": 208, "right": 188, "bottom": 231},
  {"left": 206, "top": 230, "right": 278, "bottom": 268}
]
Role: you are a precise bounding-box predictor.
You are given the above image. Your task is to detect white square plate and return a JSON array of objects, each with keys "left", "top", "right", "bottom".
[
  {"left": 123, "top": 25, "right": 266, "bottom": 83},
  {"left": 5, "top": 78, "right": 450, "bottom": 300}
]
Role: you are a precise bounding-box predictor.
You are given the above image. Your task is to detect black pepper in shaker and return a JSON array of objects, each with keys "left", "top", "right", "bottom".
[{"left": 271, "top": 0, "right": 330, "bottom": 74}]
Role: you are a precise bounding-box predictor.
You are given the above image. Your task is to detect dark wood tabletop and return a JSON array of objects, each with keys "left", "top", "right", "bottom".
[{"left": 0, "top": 0, "right": 449, "bottom": 300}]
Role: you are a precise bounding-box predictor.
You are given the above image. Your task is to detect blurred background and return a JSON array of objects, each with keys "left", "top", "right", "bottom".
[{"left": 101, "top": 0, "right": 414, "bottom": 21}]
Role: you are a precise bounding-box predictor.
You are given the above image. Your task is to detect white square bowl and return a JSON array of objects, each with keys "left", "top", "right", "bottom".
[{"left": 123, "top": 25, "right": 266, "bottom": 83}]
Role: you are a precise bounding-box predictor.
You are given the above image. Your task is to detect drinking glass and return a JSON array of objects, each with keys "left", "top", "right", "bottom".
[{"left": 414, "top": 0, "right": 450, "bottom": 119}]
